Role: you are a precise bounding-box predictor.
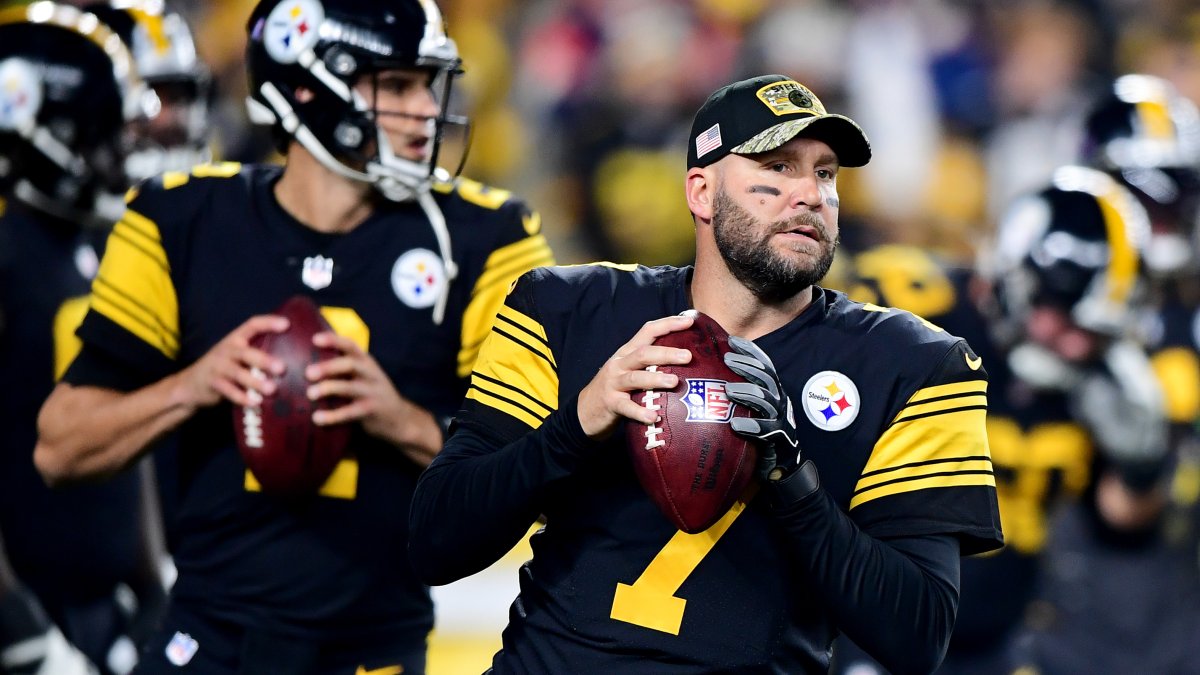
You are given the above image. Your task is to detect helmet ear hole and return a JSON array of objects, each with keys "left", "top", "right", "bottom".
[{"left": 334, "top": 119, "right": 370, "bottom": 152}]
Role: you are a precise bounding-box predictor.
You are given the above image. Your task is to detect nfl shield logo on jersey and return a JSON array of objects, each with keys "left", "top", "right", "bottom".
[
  {"left": 164, "top": 631, "right": 198, "bottom": 666},
  {"left": 302, "top": 255, "right": 334, "bottom": 290},
  {"left": 681, "top": 379, "right": 735, "bottom": 423}
]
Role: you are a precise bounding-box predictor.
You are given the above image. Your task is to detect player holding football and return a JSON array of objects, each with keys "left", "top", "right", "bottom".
[
  {"left": 0, "top": 5, "right": 168, "bottom": 674},
  {"left": 34, "top": 0, "right": 554, "bottom": 673},
  {"left": 409, "top": 74, "right": 1002, "bottom": 674}
]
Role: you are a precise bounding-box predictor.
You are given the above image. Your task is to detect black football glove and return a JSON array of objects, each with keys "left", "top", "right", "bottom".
[{"left": 723, "top": 336, "right": 801, "bottom": 482}]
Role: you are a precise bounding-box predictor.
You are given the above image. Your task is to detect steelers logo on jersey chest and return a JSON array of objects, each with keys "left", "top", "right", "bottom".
[
  {"left": 801, "top": 370, "right": 861, "bottom": 431},
  {"left": 391, "top": 248, "right": 446, "bottom": 309}
]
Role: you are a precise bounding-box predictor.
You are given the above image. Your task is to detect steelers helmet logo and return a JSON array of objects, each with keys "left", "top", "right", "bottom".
[
  {"left": 391, "top": 248, "right": 446, "bottom": 309},
  {"left": 801, "top": 370, "right": 861, "bottom": 432},
  {"left": 264, "top": 0, "right": 325, "bottom": 64},
  {"left": 0, "top": 58, "right": 41, "bottom": 130}
]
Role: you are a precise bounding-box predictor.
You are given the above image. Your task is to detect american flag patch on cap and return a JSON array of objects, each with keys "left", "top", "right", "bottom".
[{"left": 695, "top": 123, "right": 722, "bottom": 158}]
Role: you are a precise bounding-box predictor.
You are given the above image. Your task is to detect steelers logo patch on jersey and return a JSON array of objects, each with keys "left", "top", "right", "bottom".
[
  {"left": 391, "top": 248, "right": 446, "bottom": 309},
  {"left": 263, "top": 0, "right": 325, "bottom": 64},
  {"left": 0, "top": 58, "right": 41, "bottom": 130},
  {"left": 801, "top": 370, "right": 860, "bottom": 431}
]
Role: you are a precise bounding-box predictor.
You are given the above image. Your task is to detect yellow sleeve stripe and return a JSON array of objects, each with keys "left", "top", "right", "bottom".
[
  {"left": 856, "top": 406, "right": 992, "bottom": 508},
  {"left": 850, "top": 458, "right": 996, "bottom": 510},
  {"left": 456, "top": 237, "right": 555, "bottom": 377},
  {"left": 467, "top": 386, "right": 547, "bottom": 430},
  {"left": 892, "top": 395, "right": 988, "bottom": 425},
  {"left": 489, "top": 307, "right": 555, "bottom": 367},
  {"left": 471, "top": 371, "right": 557, "bottom": 421},
  {"left": 90, "top": 209, "right": 179, "bottom": 358},
  {"left": 112, "top": 220, "right": 168, "bottom": 270},
  {"left": 91, "top": 279, "right": 179, "bottom": 357},
  {"left": 472, "top": 235, "right": 554, "bottom": 296},
  {"left": 905, "top": 379, "right": 987, "bottom": 404},
  {"left": 120, "top": 209, "right": 162, "bottom": 242}
]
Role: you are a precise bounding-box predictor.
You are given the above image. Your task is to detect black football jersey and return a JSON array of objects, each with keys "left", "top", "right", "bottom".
[
  {"left": 0, "top": 201, "right": 143, "bottom": 606},
  {"left": 455, "top": 263, "right": 1001, "bottom": 672},
  {"left": 63, "top": 163, "right": 554, "bottom": 642}
]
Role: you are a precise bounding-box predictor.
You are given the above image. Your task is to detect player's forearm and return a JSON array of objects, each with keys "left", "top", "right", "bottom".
[
  {"left": 409, "top": 400, "right": 594, "bottom": 585},
  {"left": 34, "top": 377, "right": 196, "bottom": 485},
  {"left": 769, "top": 480, "right": 959, "bottom": 675}
]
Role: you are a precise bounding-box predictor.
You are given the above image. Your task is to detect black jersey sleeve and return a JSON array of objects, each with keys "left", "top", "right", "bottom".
[
  {"left": 63, "top": 168, "right": 235, "bottom": 389},
  {"left": 851, "top": 337, "right": 1003, "bottom": 555},
  {"left": 769, "top": 466, "right": 961, "bottom": 675},
  {"left": 410, "top": 270, "right": 606, "bottom": 584}
]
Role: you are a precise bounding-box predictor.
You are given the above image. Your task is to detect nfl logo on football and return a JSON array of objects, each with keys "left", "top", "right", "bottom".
[{"left": 682, "top": 378, "right": 735, "bottom": 423}]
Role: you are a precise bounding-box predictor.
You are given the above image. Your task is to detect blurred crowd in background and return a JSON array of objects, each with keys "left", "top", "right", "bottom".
[{"left": 23, "top": 0, "right": 1196, "bottom": 268}]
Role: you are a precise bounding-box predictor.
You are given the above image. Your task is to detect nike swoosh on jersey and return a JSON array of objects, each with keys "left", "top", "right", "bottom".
[{"left": 965, "top": 353, "right": 983, "bottom": 370}]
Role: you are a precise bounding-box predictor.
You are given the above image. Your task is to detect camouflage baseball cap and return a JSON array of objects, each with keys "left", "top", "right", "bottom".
[{"left": 686, "top": 74, "right": 871, "bottom": 169}]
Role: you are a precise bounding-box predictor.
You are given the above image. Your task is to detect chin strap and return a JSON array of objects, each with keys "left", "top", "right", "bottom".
[{"left": 416, "top": 187, "right": 458, "bottom": 325}]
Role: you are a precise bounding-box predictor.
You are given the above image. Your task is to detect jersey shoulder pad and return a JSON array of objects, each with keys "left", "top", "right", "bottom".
[
  {"left": 124, "top": 162, "right": 248, "bottom": 224},
  {"left": 508, "top": 262, "right": 652, "bottom": 317}
]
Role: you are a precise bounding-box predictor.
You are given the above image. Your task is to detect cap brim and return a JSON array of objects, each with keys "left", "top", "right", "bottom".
[{"left": 730, "top": 115, "right": 872, "bottom": 167}]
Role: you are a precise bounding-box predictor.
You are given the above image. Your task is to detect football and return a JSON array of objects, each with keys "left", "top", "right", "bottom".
[
  {"left": 625, "top": 312, "right": 757, "bottom": 534},
  {"left": 232, "top": 295, "right": 351, "bottom": 497}
]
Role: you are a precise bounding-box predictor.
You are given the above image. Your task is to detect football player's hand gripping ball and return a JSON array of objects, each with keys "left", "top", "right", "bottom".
[{"left": 723, "top": 336, "right": 801, "bottom": 482}]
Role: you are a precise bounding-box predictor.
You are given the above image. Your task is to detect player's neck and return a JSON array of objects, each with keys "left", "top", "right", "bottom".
[{"left": 274, "top": 148, "right": 375, "bottom": 234}]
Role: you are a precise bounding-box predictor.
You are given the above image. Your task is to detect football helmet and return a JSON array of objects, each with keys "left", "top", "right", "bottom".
[
  {"left": 1082, "top": 74, "right": 1200, "bottom": 275},
  {"left": 85, "top": 1, "right": 212, "bottom": 181},
  {"left": 991, "top": 165, "right": 1151, "bottom": 341},
  {"left": 0, "top": 2, "right": 150, "bottom": 227},
  {"left": 245, "top": 0, "right": 466, "bottom": 202}
]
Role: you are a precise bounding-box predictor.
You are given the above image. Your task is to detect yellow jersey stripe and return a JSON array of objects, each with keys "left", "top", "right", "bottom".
[
  {"left": 472, "top": 372, "right": 556, "bottom": 415},
  {"left": 91, "top": 282, "right": 178, "bottom": 357},
  {"left": 466, "top": 386, "right": 548, "bottom": 430},
  {"left": 472, "top": 235, "right": 553, "bottom": 296},
  {"left": 112, "top": 221, "right": 168, "bottom": 270},
  {"left": 495, "top": 305, "right": 550, "bottom": 345},
  {"left": 120, "top": 209, "right": 162, "bottom": 243},
  {"left": 457, "top": 237, "right": 555, "bottom": 377},
  {"left": 892, "top": 395, "right": 987, "bottom": 424},
  {"left": 861, "top": 406, "right": 989, "bottom": 489},
  {"left": 492, "top": 311, "right": 555, "bottom": 365},
  {"left": 850, "top": 466, "right": 996, "bottom": 510},
  {"left": 470, "top": 331, "right": 558, "bottom": 410},
  {"left": 905, "top": 379, "right": 987, "bottom": 404},
  {"left": 91, "top": 217, "right": 179, "bottom": 359}
]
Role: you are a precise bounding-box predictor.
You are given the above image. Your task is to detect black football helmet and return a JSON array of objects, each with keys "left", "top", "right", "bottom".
[
  {"left": 991, "top": 165, "right": 1151, "bottom": 342},
  {"left": 85, "top": 0, "right": 212, "bottom": 181},
  {"left": 245, "top": 0, "right": 466, "bottom": 202},
  {"left": 1082, "top": 74, "right": 1200, "bottom": 275},
  {"left": 0, "top": 2, "right": 150, "bottom": 227}
]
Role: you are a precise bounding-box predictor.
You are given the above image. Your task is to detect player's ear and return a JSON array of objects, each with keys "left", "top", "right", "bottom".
[{"left": 686, "top": 167, "right": 715, "bottom": 223}]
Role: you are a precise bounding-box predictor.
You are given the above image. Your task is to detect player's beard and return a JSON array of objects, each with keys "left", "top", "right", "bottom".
[{"left": 711, "top": 187, "right": 837, "bottom": 303}]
